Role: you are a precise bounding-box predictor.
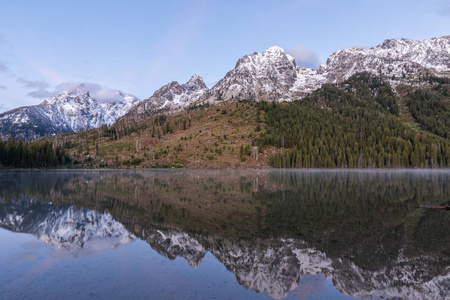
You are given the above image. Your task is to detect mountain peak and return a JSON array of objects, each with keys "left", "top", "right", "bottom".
[
  {"left": 186, "top": 74, "right": 207, "bottom": 90},
  {"left": 63, "top": 84, "right": 91, "bottom": 97},
  {"left": 0, "top": 83, "right": 139, "bottom": 140},
  {"left": 263, "top": 46, "right": 286, "bottom": 55},
  {"left": 188, "top": 73, "right": 202, "bottom": 81},
  {"left": 125, "top": 73, "right": 209, "bottom": 117},
  {"left": 379, "top": 37, "right": 414, "bottom": 49}
]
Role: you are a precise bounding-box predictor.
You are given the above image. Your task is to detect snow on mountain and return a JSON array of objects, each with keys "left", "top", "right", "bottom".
[
  {"left": 319, "top": 35, "right": 450, "bottom": 82},
  {"left": 0, "top": 84, "right": 139, "bottom": 140},
  {"left": 201, "top": 35, "right": 450, "bottom": 103},
  {"left": 126, "top": 74, "right": 208, "bottom": 117},
  {"left": 119, "top": 35, "right": 450, "bottom": 119},
  {"left": 205, "top": 46, "right": 302, "bottom": 102}
]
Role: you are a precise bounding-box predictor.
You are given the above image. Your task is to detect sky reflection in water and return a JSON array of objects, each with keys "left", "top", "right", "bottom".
[{"left": 0, "top": 169, "right": 449, "bottom": 299}]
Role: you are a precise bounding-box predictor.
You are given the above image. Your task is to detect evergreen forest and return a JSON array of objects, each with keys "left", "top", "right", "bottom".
[
  {"left": 0, "top": 137, "right": 71, "bottom": 168},
  {"left": 256, "top": 73, "right": 450, "bottom": 168}
]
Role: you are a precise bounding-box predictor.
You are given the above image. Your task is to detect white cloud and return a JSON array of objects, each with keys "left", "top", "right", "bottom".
[
  {"left": 286, "top": 44, "right": 321, "bottom": 69},
  {"left": 0, "top": 85, "right": 6, "bottom": 89}
]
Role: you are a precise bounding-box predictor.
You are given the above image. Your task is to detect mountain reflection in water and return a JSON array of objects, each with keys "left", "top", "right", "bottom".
[{"left": 0, "top": 170, "right": 449, "bottom": 299}]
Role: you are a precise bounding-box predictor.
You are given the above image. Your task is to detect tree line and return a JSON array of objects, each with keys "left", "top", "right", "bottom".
[{"left": 0, "top": 137, "right": 71, "bottom": 168}]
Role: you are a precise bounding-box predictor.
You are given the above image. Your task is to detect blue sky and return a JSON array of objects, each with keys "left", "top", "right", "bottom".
[{"left": 0, "top": 0, "right": 449, "bottom": 112}]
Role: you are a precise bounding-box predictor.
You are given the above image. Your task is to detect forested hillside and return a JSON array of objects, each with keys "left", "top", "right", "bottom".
[
  {"left": 1, "top": 73, "right": 449, "bottom": 169},
  {"left": 257, "top": 73, "right": 450, "bottom": 168},
  {"left": 406, "top": 77, "right": 450, "bottom": 139}
]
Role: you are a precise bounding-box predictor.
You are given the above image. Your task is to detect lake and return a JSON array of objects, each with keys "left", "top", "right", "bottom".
[{"left": 0, "top": 169, "right": 449, "bottom": 300}]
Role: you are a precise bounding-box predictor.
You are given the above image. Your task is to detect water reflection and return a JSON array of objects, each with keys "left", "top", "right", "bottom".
[
  {"left": 0, "top": 170, "right": 449, "bottom": 299},
  {"left": 0, "top": 198, "right": 134, "bottom": 256}
]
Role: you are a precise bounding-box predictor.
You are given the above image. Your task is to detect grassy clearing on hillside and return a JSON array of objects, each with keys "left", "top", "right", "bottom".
[{"left": 50, "top": 101, "right": 274, "bottom": 169}]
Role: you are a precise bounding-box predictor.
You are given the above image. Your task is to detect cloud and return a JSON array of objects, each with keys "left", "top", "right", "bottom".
[
  {"left": 17, "top": 77, "right": 51, "bottom": 89},
  {"left": 17, "top": 77, "right": 52, "bottom": 99},
  {"left": 286, "top": 44, "right": 321, "bottom": 69},
  {"left": 0, "top": 85, "right": 6, "bottom": 90},
  {"left": 54, "top": 82, "right": 138, "bottom": 103},
  {"left": 27, "top": 89, "right": 52, "bottom": 99}
]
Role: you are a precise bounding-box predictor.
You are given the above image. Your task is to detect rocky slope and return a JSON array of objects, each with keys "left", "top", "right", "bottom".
[
  {"left": 0, "top": 85, "right": 138, "bottom": 140},
  {"left": 125, "top": 74, "right": 208, "bottom": 118}
]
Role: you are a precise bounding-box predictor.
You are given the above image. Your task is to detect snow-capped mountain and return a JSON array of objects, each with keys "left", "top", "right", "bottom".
[
  {"left": 3, "top": 35, "right": 450, "bottom": 136},
  {"left": 318, "top": 35, "right": 450, "bottom": 82},
  {"left": 134, "top": 35, "right": 449, "bottom": 112},
  {"left": 206, "top": 46, "right": 305, "bottom": 102},
  {"left": 203, "top": 46, "right": 327, "bottom": 102},
  {"left": 0, "top": 198, "right": 135, "bottom": 254},
  {"left": 126, "top": 74, "right": 208, "bottom": 118},
  {"left": 202, "top": 35, "right": 450, "bottom": 103},
  {"left": 0, "top": 84, "right": 139, "bottom": 140}
]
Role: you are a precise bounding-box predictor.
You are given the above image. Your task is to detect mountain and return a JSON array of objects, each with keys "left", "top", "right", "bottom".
[
  {"left": 126, "top": 74, "right": 208, "bottom": 118},
  {"left": 203, "top": 46, "right": 326, "bottom": 103},
  {"left": 3, "top": 35, "right": 450, "bottom": 140},
  {"left": 131, "top": 35, "right": 449, "bottom": 114},
  {"left": 319, "top": 35, "right": 450, "bottom": 82},
  {"left": 203, "top": 35, "right": 450, "bottom": 103},
  {"left": 0, "top": 84, "right": 139, "bottom": 140}
]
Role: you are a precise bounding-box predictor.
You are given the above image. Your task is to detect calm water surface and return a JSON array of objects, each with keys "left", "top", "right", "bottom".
[{"left": 0, "top": 169, "right": 449, "bottom": 300}]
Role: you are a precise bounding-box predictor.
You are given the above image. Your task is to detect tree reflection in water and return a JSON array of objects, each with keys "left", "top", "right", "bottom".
[{"left": 0, "top": 170, "right": 448, "bottom": 299}]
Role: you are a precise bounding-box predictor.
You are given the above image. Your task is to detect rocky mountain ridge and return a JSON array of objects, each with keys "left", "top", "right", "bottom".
[
  {"left": 126, "top": 74, "right": 208, "bottom": 117},
  {"left": 0, "top": 85, "right": 138, "bottom": 140},
  {"left": 319, "top": 35, "right": 450, "bottom": 83},
  {"left": 131, "top": 35, "right": 450, "bottom": 117}
]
